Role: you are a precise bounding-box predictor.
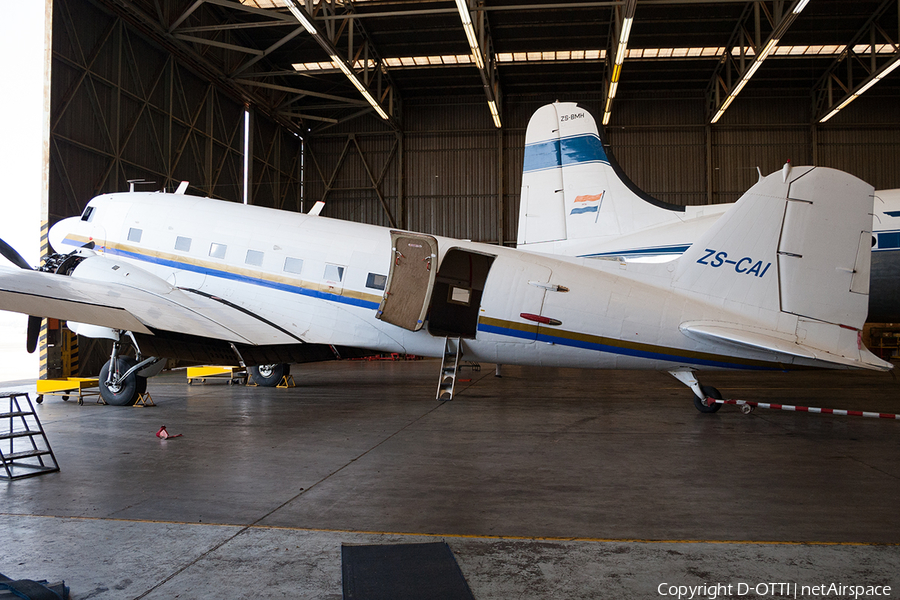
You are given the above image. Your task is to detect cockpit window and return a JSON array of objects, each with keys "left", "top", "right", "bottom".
[{"left": 80, "top": 206, "right": 95, "bottom": 222}]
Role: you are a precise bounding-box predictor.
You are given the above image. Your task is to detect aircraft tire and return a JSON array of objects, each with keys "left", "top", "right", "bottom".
[
  {"left": 249, "top": 363, "right": 290, "bottom": 387},
  {"left": 693, "top": 385, "right": 723, "bottom": 413},
  {"left": 99, "top": 357, "right": 141, "bottom": 406}
]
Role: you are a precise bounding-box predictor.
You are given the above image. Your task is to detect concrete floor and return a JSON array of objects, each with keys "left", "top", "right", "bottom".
[{"left": 1, "top": 359, "right": 899, "bottom": 599}]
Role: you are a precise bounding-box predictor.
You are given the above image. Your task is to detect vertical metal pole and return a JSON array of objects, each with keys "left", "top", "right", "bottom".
[
  {"left": 705, "top": 124, "right": 714, "bottom": 204},
  {"left": 497, "top": 127, "right": 504, "bottom": 246},
  {"left": 398, "top": 130, "right": 406, "bottom": 230},
  {"left": 168, "top": 58, "right": 174, "bottom": 187},
  {"left": 811, "top": 123, "right": 818, "bottom": 166},
  {"left": 206, "top": 87, "right": 214, "bottom": 196},
  {"left": 300, "top": 137, "right": 305, "bottom": 213},
  {"left": 244, "top": 107, "right": 253, "bottom": 205},
  {"left": 116, "top": 20, "right": 122, "bottom": 189}
]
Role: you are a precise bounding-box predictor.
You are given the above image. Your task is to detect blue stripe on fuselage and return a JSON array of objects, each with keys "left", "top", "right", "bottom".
[
  {"left": 523, "top": 134, "right": 609, "bottom": 173},
  {"left": 477, "top": 321, "right": 779, "bottom": 371},
  {"left": 104, "top": 245, "right": 381, "bottom": 310}
]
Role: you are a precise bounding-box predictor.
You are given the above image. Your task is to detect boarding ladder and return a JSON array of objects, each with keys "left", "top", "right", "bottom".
[
  {"left": 0, "top": 392, "right": 59, "bottom": 480},
  {"left": 436, "top": 337, "right": 462, "bottom": 400}
]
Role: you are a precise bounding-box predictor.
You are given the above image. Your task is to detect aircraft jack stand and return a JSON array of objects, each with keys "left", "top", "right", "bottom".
[
  {"left": 276, "top": 375, "right": 296, "bottom": 388},
  {"left": 133, "top": 392, "right": 156, "bottom": 407}
]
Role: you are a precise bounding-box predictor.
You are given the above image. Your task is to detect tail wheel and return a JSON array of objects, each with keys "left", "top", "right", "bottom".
[
  {"left": 693, "top": 385, "right": 723, "bottom": 413},
  {"left": 249, "top": 363, "right": 290, "bottom": 387},
  {"left": 99, "top": 357, "right": 142, "bottom": 406}
]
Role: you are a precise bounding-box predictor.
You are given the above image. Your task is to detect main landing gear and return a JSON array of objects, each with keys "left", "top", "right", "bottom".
[
  {"left": 668, "top": 369, "right": 723, "bottom": 413},
  {"left": 248, "top": 363, "right": 291, "bottom": 387}
]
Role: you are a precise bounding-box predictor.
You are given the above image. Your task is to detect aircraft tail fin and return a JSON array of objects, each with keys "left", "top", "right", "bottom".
[
  {"left": 516, "top": 102, "right": 684, "bottom": 249},
  {"left": 673, "top": 166, "right": 889, "bottom": 370}
]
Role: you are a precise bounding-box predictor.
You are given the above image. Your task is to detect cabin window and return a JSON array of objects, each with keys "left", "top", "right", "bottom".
[
  {"left": 175, "top": 236, "right": 191, "bottom": 252},
  {"left": 80, "top": 206, "right": 95, "bottom": 222},
  {"left": 209, "top": 243, "right": 227, "bottom": 259},
  {"left": 366, "top": 273, "right": 386, "bottom": 290},
  {"left": 127, "top": 228, "right": 142, "bottom": 243},
  {"left": 245, "top": 249, "right": 264, "bottom": 266},
  {"left": 283, "top": 257, "right": 304, "bottom": 275},
  {"left": 878, "top": 232, "right": 900, "bottom": 250},
  {"left": 324, "top": 264, "right": 344, "bottom": 282}
]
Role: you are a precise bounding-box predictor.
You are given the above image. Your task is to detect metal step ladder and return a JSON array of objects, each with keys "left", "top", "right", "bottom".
[
  {"left": 436, "top": 337, "right": 462, "bottom": 400},
  {"left": 0, "top": 392, "right": 59, "bottom": 480}
]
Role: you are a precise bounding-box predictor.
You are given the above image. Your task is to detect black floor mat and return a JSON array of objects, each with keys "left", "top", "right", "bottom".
[{"left": 341, "top": 542, "right": 475, "bottom": 600}]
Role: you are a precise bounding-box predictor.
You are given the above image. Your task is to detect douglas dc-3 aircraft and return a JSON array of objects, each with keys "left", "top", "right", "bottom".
[
  {"left": 0, "top": 125, "right": 892, "bottom": 411},
  {"left": 518, "top": 102, "right": 900, "bottom": 322}
]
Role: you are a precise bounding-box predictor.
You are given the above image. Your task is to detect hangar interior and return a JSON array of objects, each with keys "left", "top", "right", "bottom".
[
  {"left": 3, "top": 0, "right": 900, "bottom": 598},
  {"left": 48, "top": 0, "right": 900, "bottom": 375}
]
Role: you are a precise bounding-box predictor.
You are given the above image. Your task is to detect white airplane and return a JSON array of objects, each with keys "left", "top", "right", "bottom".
[
  {"left": 517, "top": 102, "right": 900, "bottom": 322},
  {"left": 0, "top": 151, "right": 890, "bottom": 412}
]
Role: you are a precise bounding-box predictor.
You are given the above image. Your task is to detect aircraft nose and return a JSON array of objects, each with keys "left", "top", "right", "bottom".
[{"left": 48, "top": 216, "right": 88, "bottom": 254}]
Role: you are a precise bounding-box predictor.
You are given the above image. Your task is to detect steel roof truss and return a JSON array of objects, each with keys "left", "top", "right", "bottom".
[{"left": 813, "top": 0, "right": 900, "bottom": 122}]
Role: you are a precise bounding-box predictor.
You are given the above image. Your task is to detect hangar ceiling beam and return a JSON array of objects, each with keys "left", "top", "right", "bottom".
[
  {"left": 814, "top": 0, "right": 900, "bottom": 123},
  {"left": 706, "top": 0, "right": 810, "bottom": 124},
  {"left": 454, "top": 0, "right": 502, "bottom": 128},
  {"left": 98, "top": 0, "right": 309, "bottom": 136},
  {"left": 280, "top": 0, "right": 400, "bottom": 131}
]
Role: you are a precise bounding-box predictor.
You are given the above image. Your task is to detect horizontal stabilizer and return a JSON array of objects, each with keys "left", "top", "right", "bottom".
[{"left": 680, "top": 321, "right": 892, "bottom": 371}]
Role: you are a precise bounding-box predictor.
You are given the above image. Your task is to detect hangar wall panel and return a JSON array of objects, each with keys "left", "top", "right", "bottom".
[
  {"left": 50, "top": 0, "right": 301, "bottom": 225},
  {"left": 305, "top": 133, "right": 401, "bottom": 228}
]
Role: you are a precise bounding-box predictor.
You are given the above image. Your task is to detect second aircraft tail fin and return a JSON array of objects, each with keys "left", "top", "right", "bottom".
[{"left": 516, "top": 102, "right": 684, "bottom": 249}]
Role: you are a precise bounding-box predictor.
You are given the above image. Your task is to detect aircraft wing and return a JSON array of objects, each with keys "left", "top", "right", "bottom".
[{"left": 0, "top": 263, "right": 301, "bottom": 345}]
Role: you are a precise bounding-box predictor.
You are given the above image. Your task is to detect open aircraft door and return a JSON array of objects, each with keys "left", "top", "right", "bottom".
[{"left": 376, "top": 231, "right": 439, "bottom": 331}]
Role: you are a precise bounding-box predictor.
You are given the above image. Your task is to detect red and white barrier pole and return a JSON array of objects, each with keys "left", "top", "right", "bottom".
[{"left": 709, "top": 398, "right": 900, "bottom": 420}]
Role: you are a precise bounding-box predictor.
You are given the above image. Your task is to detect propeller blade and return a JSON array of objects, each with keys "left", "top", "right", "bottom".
[
  {"left": 0, "top": 238, "right": 34, "bottom": 270},
  {"left": 26, "top": 315, "right": 41, "bottom": 354}
]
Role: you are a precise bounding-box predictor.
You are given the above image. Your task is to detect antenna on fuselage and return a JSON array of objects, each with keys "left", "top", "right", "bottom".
[{"left": 126, "top": 179, "right": 157, "bottom": 193}]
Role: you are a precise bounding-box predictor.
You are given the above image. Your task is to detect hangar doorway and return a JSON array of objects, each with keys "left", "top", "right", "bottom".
[
  {"left": 427, "top": 248, "right": 496, "bottom": 339},
  {"left": 376, "top": 232, "right": 439, "bottom": 331}
]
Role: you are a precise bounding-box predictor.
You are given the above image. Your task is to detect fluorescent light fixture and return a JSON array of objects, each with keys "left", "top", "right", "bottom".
[
  {"left": 281, "top": 1, "right": 390, "bottom": 121},
  {"left": 819, "top": 54, "right": 900, "bottom": 123},
  {"left": 607, "top": 80, "right": 619, "bottom": 101},
  {"left": 615, "top": 16, "right": 633, "bottom": 65},
  {"left": 455, "top": 0, "right": 485, "bottom": 70},
  {"left": 757, "top": 38, "right": 778, "bottom": 61},
  {"left": 711, "top": 94, "right": 736, "bottom": 124},
  {"left": 605, "top": 14, "right": 635, "bottom": 127},
  {"left": 793, "top": 0, "right": 811, "bottom": 14},
  {"left": 331, "top": 53, "right": 390, "bottom": 120},
  {"left": 488, "top": 99, "right": 501, "bottom": 128},
  {"left": 292, "top": 45, "right": 892, "bottom": 72},
  {"left": 455, "top": 0, "right": 500, "bottom": 127},
  {"left": 711, "top": 37, "right": 781, "bottom": 123},
  {"left": 280, "top": 0, "right": 317, "bottom": 35}
]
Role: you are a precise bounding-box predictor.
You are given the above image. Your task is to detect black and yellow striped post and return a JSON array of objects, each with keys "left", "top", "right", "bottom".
[
  {"left": 39, "top": 318, "right": 49, "bottom": 380},
  {"left": 38, "top": 220, "right": 79, "bottom": 379},
  {"left": 62, "top": 328, "right": 78, "bottom": 377},
  {"left": 39, "top": 221, "right": 50, "bottom": 380}
]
